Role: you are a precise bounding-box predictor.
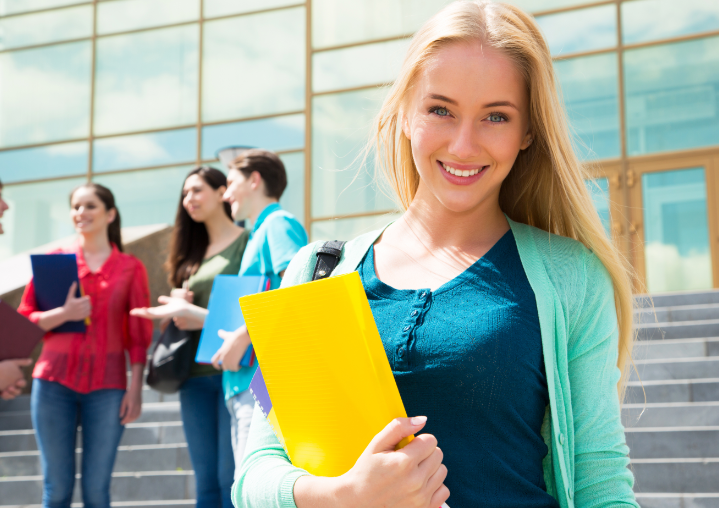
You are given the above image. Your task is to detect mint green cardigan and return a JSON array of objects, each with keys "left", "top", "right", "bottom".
[{"left": 233, "top": 218, "right": 638, "bottom": 508}]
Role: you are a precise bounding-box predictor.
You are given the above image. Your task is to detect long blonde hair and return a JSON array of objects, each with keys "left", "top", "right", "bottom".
[{"left": 372, "top": 1, "right": 635, "bottom": 396}]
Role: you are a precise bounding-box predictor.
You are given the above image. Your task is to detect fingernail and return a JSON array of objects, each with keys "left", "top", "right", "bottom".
[{"left": 411, "top": 416, "right": 427, "bottom": 426}]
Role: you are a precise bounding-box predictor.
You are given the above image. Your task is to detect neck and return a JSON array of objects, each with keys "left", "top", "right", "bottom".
[
  {"left": 399, "top": 185, "right": 508, "bottom": 253},
  {"left": 79, "top": 231, "right": 112, "bottom": 254},
  {"left": 203, "top": 208, "right": 237, "bottom": 245},
  {"left": 248, "top": 196, "right": 278, "bottom": 227}
]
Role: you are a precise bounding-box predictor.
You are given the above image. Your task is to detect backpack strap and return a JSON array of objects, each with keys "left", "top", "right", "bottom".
[{"left": 312, "top": 240, "right": 346, "bottom": 281}]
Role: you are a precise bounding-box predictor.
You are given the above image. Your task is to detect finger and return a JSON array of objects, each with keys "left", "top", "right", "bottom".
[
  {"left": 217, "top": 329, "right": 230, "bottom": 341},
  {"left": 119, "top": 398, "right": 128, "bottom": 419},
  {"left": 211, "top": 351, "right": 222, "bottom": 370},
  {"left": 367, "top": 416, "right": 427, "bottom": 454},
  {"left": 129, "top": 308, "right": 148, "bottom": 317},
  {"left": 11, "top": 359, "right": 33, "bottom": 367},
  {"left": 429, "top": 482, "right": 450, "bottom": 508},
  {"left": 14, "top": 378, "right": 27, "bottom": 388},
  {"left": 158, "top": 296, "right": 172, "bottom": 304},
  {"left": 403, "top": 433, "right": 439, "bottom": 463},
  {"left": 418, "top": 447, "right": 444, "bottom": 480},
  {"left": 66, "top": 282, "right": 77, "bottom": 303}
]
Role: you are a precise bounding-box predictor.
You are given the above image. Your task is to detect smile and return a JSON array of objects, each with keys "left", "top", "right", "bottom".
[{"left": 441, "top": 162, "right": 485, "bottom": 177}]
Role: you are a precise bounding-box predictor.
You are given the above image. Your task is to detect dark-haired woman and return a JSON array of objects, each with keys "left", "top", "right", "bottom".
[
  {"left": 18, "top": 184, "right": 152, "bottom": 508},
  {"left": 131, "top": 167, "right": 248, "bottom": 508}
]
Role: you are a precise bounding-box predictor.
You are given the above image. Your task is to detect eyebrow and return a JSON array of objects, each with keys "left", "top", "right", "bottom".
[{"left": 426, "top": 94, "right": 519, "bottom": 111}]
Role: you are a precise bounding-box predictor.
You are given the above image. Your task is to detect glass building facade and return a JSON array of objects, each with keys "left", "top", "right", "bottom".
[{"left": 0, "top": 0, "right": 718, "bottom": 294}]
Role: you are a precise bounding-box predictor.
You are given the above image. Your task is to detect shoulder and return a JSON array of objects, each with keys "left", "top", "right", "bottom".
[
  {"left": 264, "top": 210, "right": 306, "bottom": 236},
  {"left": 116, "top": 251, "right": 147, "bottom": 272}
]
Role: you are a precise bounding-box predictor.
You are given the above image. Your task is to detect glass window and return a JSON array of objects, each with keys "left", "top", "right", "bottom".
[
  {"left": 278, "top": 151, "right": 305, "bottom": 226},
  {"left": 0, "top": 5, "right": 92, "bottom": 51},
  {"left": 0, "top": 41, "right": 91, "bottom": 148},
  {"left": 585, "top": 177, "right": 611, "bottom": 238},
  {"left": 92, "top": 166, "right": 193, "bottom": 228},
  {"left": 502, "top": 0, "right": 591, "bottom": 13},
  {"left": 313, "top": 38, "right": 410, "bottom": 94},
  {"left": 535, "top": 4, "right": 616, "bottom": 56},
  {"left": 311, "top": 213, "right": 401, "bottom": 242},
  {"left": 202, "top": 7, "right": 305, "bottom": 123},
  {"left": 0, "top": 0, "right": 88, "bottom": 17},
  {"left": 312, "top": 0, "right": 449, "bottom": 49},
  {"left": 312, "top": 87, "right": 395, "bottom": 218},
  {"left": 94, "top": 25, "right": 199, "bottom": 136},
  {"left": 642, "top": 168, "right": 712, "bottom": 292},
  {"left": 0, "top": 177, "right": 85, "bottom": 260},
  {"left": 0, "top": 141, "right": 88, "bottom": 183},
  {"left": 93, "top": 128, "right": 196, "bottom": 173},
  {"left": 201, "top": 114, "right": 304, "bottom": 160},
  {"left": 97, "top": 0, "right": 198, "bottom": 35},
  {"left": 622, "top": 0, "right": 719, "bottom": 46},
  {"left": 204, "top": 0, "right": 302, "bottom": 19},
  {"left": 625, "top": 36, "right": 719, "bottom": 156},
  {"left": 554, "top": 52, "right": 620, "bottom": 160}
]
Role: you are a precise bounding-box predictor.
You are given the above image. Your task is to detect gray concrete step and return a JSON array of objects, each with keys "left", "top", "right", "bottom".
[
  {"left": 0, "top": 422, "right": 185, "bottom": 453},
  {"left": 635, "top": 290, "right": 719, "bottom": 309},
  {"left": 623, "top": 402, "right": 719, "bottom": 428},
  {"left": 0, "top": 388, "right": 177, "bottom": 414},
  {"left": 633, "top": 338, "right": 719, "bottom": 361},
  {"left": 625, "top": 378, "right": 719, "bottom": 404},
  {"left": 632, "top": 459, "right": 719, "bottom": 493},
  {"left": 0, "top": 402, "right": 181, "bottom": 432},
  {"left": 636, "top": 320, "right": 719, "bottom": 341},
  {"left": 626, "top": 427, "right": 719, "bottom": 459},
  {"left": 635, "top": 494, "right": 719, "bottom": 508},
  {"left": 0, "top": 443, "right": 191, "bottom": 477},
  {"left": 0, "top": 501, "right": 196, "bottom": 508},
  {"left": 635, "top": 304, "right": 719, "bottom": 324},
  {"left": 0, "top": 470, "right": 195, "bottom": 506},
  {"left": 629, "top": 357, "right": 719, "bottom": 382}
]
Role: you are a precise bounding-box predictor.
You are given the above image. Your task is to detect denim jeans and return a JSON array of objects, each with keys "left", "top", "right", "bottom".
[
  {"left": 226, "top": 389, "right": 255, "bottom": 480},
  {"left": 179, "top": 374, "right": 234, "bottom": 508},
  {"left": 31, "top": 379, "right": 125, "bottom": 508}
]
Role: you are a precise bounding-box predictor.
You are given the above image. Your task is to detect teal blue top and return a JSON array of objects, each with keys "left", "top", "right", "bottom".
[
  {"left": 359, "top": 231, "right": 557, "bottom": 507},
  {"left": 223, "top": 203, "right": 308, "bottom": 401},
  {"left": 232, "top": 218, "right": 638, "bottom": 508}
]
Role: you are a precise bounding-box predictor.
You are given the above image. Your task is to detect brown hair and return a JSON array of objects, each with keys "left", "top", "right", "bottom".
[
  {"left": 70, "top": 183, "right": 123, "bottom": 252},
  {"left": 165, "top": 166, "right": 232, "bottom": 288},
  {"left": 230, "top": 149, "right": 287, "bottom": 200}
]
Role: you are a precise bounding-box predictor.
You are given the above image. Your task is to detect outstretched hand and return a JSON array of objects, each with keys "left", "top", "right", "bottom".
[{"left": 130, "top": 296, "right": 208, "bottom": 330}]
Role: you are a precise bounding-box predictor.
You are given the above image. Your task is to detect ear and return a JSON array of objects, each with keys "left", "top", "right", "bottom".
[
  {"left": 401, "top": 111, "right": 412, "bottom": 141},
  {"left": 106, "top": 207, "right": 117, "bottom": 225},
  {"left": 520, "top": 131, "right": 533, "bottom": 150},
  {"left": 249, "top": 171, "right": 263, "bottom": 191}
]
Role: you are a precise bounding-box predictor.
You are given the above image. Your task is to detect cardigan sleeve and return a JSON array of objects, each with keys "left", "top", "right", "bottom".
[
  {"left": 124, "top": 259, "right": 153, "bottom": 365},
  {"left": 568, "top": 250, "right": 638, "bottom": 508}
]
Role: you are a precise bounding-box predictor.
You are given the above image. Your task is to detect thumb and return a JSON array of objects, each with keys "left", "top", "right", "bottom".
[
  {"left": 217, "top": 329, "right": 230, "bottom": 341},
  {"left": 367, "top": 416, "right": 427, "bottom": 454},
  {"left": 158, "top": 295, "right": 172, "bottom": 304},
  {"left": 65, "top": 282, "right": 77, "bottom": 303}
]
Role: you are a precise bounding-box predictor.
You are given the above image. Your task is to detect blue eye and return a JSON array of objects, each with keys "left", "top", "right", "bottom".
[
  {"left": 431, "top": 106, "right": 450, "bottom": 116},
  {"left": 488, "top": 113, "right": 506, "bottom": 123}
]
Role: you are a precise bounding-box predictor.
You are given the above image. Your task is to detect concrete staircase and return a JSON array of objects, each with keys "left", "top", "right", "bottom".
[
  {"left": 2, "top": 289, "right": 719, "bottom": 507},
  {"left": 0, "top": 381, "right": 194, "bottom": 507},
  {"left": 627, "top": 289, "right": 719, "bottom": 508}
]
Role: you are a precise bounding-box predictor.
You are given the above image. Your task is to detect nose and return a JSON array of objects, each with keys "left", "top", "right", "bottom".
[{"left": 447, "top": 118, "right": 482, "bottom": 161}]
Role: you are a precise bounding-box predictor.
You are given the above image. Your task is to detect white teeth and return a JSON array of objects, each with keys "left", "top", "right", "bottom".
[{"left": 441, "top": 162, "right": 483, "bottom": 177}]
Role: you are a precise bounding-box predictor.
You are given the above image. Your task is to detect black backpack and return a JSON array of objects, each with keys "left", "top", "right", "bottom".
[{"left": 146, "top": 321, "right": 194, "bottom": 394}]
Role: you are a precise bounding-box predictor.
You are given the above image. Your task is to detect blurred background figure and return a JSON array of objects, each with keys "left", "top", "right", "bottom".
[{"left": 17, "top": 183, "right": 152, "bottom": 508}]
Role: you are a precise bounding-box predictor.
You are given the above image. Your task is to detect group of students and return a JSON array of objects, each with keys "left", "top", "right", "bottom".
[
  {"left": 6, "top": 149, "right": 306, "bottom": 508},
  {"left": 4, "top": 1, "right": 642, "bottom": 507}
]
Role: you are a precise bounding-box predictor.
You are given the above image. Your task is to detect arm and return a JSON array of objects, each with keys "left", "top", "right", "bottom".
[
  {"left": 569, "top": 251, "right": 637, "bottom": 508},
  {"left": 18, "top": 280, "right": 91, "bottom": 332}
]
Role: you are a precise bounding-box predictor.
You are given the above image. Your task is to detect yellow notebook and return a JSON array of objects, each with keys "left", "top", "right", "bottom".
[{"left": 240, "top": 271, "right": 412, "bottom": 477}]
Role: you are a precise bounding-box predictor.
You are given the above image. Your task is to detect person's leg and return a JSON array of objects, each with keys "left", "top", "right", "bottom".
[
  {"left": 215, "top": 379, "right": 235, "bottom": 508},
  {"left": 79, "top": 388, "right": 125, "bottom": 508},
  {"left": 31, "top": 379, "right": 79, "bottom": 508},
  {"left": 179, "top": 375, "right": 221, "bottom": 508},
  {"left": 225, "top": 390, "right": 254, "bottom": 482}
]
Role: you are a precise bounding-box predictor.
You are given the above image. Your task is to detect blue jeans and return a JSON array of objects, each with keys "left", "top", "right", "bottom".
[
  {"left": 31, "top": 379, "right": 125, "bottom": 508},
  {"left": 179, "top": 374, "right": 234, "bottom": 508}
]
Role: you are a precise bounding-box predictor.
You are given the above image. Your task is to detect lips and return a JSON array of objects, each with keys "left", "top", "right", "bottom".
[{"left": 437, "top": 160, "right": 488, "bottom": 186}]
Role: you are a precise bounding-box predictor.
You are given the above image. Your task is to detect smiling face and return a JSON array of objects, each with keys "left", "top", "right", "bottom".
[
  {"left": 70, "top": 187, "right": 116, "bottom": 236},
  {"left": 182, "top": 174, "right": 226, "bottom": 223},
  {"left": 223, "top": 168, "right": 256, "bottom": 221},
  {"left": 402, "top": 41, "right": 532, "bottom": 215}
]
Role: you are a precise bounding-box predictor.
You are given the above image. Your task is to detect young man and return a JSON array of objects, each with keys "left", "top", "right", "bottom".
[{"left": 211, "top": 149, "right": 307, "bottom": 476}]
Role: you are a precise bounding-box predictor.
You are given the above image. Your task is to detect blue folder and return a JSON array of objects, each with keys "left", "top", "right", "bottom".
[
  {"left": 195, "top": 275, "right": 269, "bottom": 365},
  {"left": 29, "top": 254, "right": 86, "bottom": 333}
]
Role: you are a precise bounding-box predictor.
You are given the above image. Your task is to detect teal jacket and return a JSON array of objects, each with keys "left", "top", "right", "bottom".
[{"left": 234, "top": 218, "right": 638, "bottom": 508}]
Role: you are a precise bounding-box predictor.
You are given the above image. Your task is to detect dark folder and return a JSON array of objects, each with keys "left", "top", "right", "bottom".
[
  {"left": 29, "top": 254, "right": 86, "bottom": 333},
  {"left": 0, "top": 300, "right": 44, "bottom": 360}
]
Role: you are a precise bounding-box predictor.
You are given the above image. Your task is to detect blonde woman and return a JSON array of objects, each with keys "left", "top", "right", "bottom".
[{"left": 235, "top": 1, "right": 637, "bottom": 507}]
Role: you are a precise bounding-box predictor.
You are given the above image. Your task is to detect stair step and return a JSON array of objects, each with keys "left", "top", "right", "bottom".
[
  {"left": 626, "top": 427, "right": 719, "bottom": 458},
  {"left": 625, "top": 378, "right": 719, "bottom": 404},
  {"left": 635, "top": 494, "right": 719, "bottom": 508},
  {"left": 0, "top": 471, "right": 196, "bottom": 506},
  {"left": 0, "top": 389, "right": 178, "bottom": 414},
  {"left": 635, "top": 304, "right": 719, "bottom": 324},
  {"left": 0, "top": 500, "right": 196, "bottom": 508},
  {"left": 636, "top": 320, "right": 719, "bottom": 341},
  {"left": 0, "top": 443, "right": 191, "bottom": 477},
  {"left": 629, "top": 357, "right": 719, "bottom": 382},
  {"left": 632, "top": 338, "right": 719, "bottom": 361},
  {"left": 623, "top": 402, "right": 719, "bottom": 428},
  {"left": 632, "top": 459, "right": 719, "bottom": 494},
  {"left": 635, "top": 290, "right": 719, "bottom": 309}
]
